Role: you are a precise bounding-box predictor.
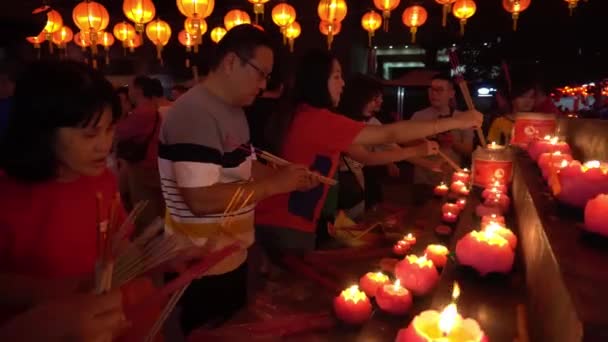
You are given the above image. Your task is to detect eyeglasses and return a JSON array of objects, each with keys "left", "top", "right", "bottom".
[{"left": 236, "top": 53, "right": 271, "bottom": 82}]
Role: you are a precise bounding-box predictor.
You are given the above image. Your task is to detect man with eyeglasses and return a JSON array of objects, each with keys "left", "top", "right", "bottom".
[
  {"left": 158, "top": 25, "right": 318, "bottom": 335},
  {"left": 410, "top": 73, "right": 475, "bottom": 186}
]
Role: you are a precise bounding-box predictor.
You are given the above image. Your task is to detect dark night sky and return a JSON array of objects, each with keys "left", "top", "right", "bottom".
[{"left": 1, "top": 0, "right": 607, "bottom": 83}]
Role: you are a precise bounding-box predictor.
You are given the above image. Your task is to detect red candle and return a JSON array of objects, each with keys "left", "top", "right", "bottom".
[
  {"left": 481, "top": 187, "right": 503, "bottom": 199},
  {"left": 455, "top": 197, "right": 467, "bottom": 210},
  {"left": 457, "top": 186, "right": 470, "bottom": 196},
  {"left": 442, "top": 211, "right": 458, "bottom": 223},
  {"left": 528, "top": 135, "right": 571, "bottom": 161},
  {"left": 442, "top": 203, "right": 461, "bottom": 215},
  {"left": 333, "top": 285, "right": 372, "bottom": 325},
  {"left": 484, "top": 192, "right": 510, "bottom": 211},
  {"left": 403, "top": 233, "right": 417, "bottom": 245},
  {"left": 482, "top": 222, "right": 517, "bottom": 249},
  {"left": 538, "top": 151, "right": 573, "bottom": 179},
  {"left": 452, "top": 171, "right": 471, "bottom": 184},
  {"left": 489, "top": 180, "right": 508, "bottom": 193},
  {"left": 375, "top": 279, "right": 413, "bottom": 315},
  {"left": 434, "top": 182, "right": 449, "bottom": 196},
  {"left": 557, "top": 160, "right": 608, "bottom": 208},
  {"left": 456, "top": 229, "right": 514, "bottom": 275},
  {"left": 393, "top": 240, "right": 411, "bottom": 256},
  {"left": 395, "top": 255, "right": 439, "bottom": 296},
  {"left": 424, "top": 244, "right": 449, "bottom": 268},
  {"left": 359, "top": 272, "right": 390, "bottom": 298},
  {"left": 396, "top": 307, "right": 488, "bottom": 342},
  {"left": 584, "top": 194, "right": 608, "bottom": 237},
  {"left": 481, "top": 214, "right": 505, "bottom": 226},
  {"left": 475, "top": 203, "right": 504, "bottom": 217},
  {"left": 450, "top": 180, "right": 466, "bottom": 193}
]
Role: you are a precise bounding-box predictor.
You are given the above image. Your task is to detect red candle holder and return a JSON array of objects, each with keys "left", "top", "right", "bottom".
[
  {"left": 482, "top": 222, "right": 517, "bottom": 249},
  {"left": 333, "top": 285, "right": 372, "bottom": 325},
  {"left": 584, "top": 194, "right": 608, "bottom": 237},
  {"left": 434, "top": 182, "right": 449, "bottom": 196},
  {"left": 393, "top": 240, "right": 411, "bottom": 256},
  {"left": 403, "top": 233, "right": 416, "bottom": 245},
  {"left": 376, "top": 279, "right": 413, "bottom": 315},
  {"left": 557, "top": 160, "right": 608, "bottom": 208},
  {"left": 442, "top": 203, "right": 461, "bottom": 215},
  {"left": 424, "top": 244, "right": 449, "bottom": 268},
  {"left": 481, "top": 214, "right": 505, "bottom": 226},
  {"left": 395, "top": 255, "right": 439, "bottom": 296},
  {"left": 450, "top": 180, "right": 466, "bottom": 193},
  {"left": 456, "top": 198, "right": 467, "bottom": 210},
  {"left": 452, "top": 170, "right": 471, "bottom": 184},
  {"left": 528, "top": 136, "right": 571, "bottom": 161},
  {"left": 456, "top": 229, "right": 514, "bottom": 275},
  {"left": 442, "top": 211, "right": 458, "bottom": 223},
  {"left": 359, "top": 272, "right": 390, "bottom": 298},
  {"left": 484, "top": 193, "right": 510, "bottom": 211}
]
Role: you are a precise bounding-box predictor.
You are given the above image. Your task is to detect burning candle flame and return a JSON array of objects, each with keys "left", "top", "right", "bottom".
[
  {"left": 405, "top": 233, "right": 414, "bottom": 239},
  {"left": 369, "top": 272, "right": 389, "bottom": 282},
  {"left": 543, "top": 135, "right": 552, "bottom": 140},
  {"left": 550, "top": 136, "right": 559, "bottom": 144},
  {"left": 394, "top": 278, "right": 401, "bottom": 288},
  {"left": 406, "top": 254, "right": 434, "bottom": 268},
  {"left": 584, "top": 160, "right": 601, "bottom": 169},
  {"left": 560, "top": 159, "right": 569, "bottom": 168},
  {"left": 439, "top": 303, "right": 458, "bottom": 336},
  {"left": 452, "top": 282, "right": 460, "bottom": 301},
  {"left": 341, "top": 285, "right": 367, "bottom": 304}
]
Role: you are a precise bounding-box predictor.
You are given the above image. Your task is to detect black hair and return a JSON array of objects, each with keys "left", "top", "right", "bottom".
[
  {"left": 338, "top": 73, "right": 383, "bottom": 121},
  {"left": 0, "top": 60, "right": 121, "bottom": 183},
  {"left": 208, "top": 24, "right": 274, "bottom": 72},
  {"left": 132, "top": 75, "right": 156, "bottom": 99},
  {"left": 149, "top": 78, "right": 164, "bottom": 98},
  {"left": 265, "top": 49, "right": 338, "bottom": 154}
]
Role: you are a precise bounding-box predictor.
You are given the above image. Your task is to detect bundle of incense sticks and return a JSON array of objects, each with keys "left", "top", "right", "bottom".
[
  {"left": 448, "top": 50, "right": 487, "bottom": 147},
  {"left": 238, "top": 145, "right": 337, "bottom": 186}
]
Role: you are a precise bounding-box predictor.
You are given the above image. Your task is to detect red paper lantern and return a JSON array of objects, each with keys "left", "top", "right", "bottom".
[
  {"left": 502, "top": 0, "right": 531, "bottom": 31},
  {"left": 401, "top": 5, "right": 428, "bottom": 44}
]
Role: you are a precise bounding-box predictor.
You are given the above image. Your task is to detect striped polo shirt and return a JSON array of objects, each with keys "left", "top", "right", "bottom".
[{"left": 158, "top": 84, "right": 254, "bottom": 276}]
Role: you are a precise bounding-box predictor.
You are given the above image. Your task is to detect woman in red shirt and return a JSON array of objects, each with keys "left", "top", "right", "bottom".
[
  {"left": 0, "top": 61, "right": 129, "bottom": 333},
  {"left": 255, "top": 49, "right": 484, "bottom": 253}
]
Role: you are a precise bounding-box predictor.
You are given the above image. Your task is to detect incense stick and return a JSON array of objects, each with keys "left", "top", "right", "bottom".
[
  {"left": 144, "top": 285, "right": 188, "bottom": 342},
  {"left": 437, "top": 150, "right": 464, "bottom": 172},
  {"left": 448, "top": 50, "right": 487, "bottom": 147}
]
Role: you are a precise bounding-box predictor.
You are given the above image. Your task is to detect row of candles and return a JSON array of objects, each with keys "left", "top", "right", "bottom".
[
  {"left": 528, "top": 135, "right": 608, "bottom": 236},
  {"left": 333, "top": 169, "right": 519, "bottom": 341}
]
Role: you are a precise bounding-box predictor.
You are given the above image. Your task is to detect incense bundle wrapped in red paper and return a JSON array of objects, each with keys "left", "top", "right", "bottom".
[
  {"left": 281, "top": 255, "right": 342, "bottom": 293},
  {"left": 187, "top": 312, "right": 334, "bottom": 341}
]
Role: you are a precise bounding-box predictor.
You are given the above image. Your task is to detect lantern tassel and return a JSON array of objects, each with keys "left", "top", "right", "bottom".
[
  {"left": 36, "top": 47, "right": 41, "bottom": 60},
  {"left": 459, "top": 19, "right": 467, "bottom": 36},
  {"left": 48, "top": 41, "right": 54, "bottom": 54},
  {"left": 368, "top": 32, "right": 373, "bottom": 48},
  {"left": 512, "top": 13, "right": 519, "bottom": 31},
  {"left": 194, "top": 44, "right": 199, "bottom": 54},
  {"left": 383, "top": 11, "right": 390, "bottom": 32},
  {"left": 289, "top": 39, "right": 295, "bottom": 53},
  {"left": 186, "top": 58, "right": 190, "bottom": 68},
  {"left": 105, "top": 55, "right": 110, "bottom": 65},
  {"left": 253, "top": 4, "right": 264, "bottom": 24},
  {"left": 327, "top": 33, "right": 334, "bottom": 51},
  {"left": 442, "top": 4, "right": 450, "bottom": 27},
  {"left": 410, "top": 27, "right": 418, "bottom": 44},
  {"left": 156, "top": 45, "right": 162, "bottom": 61},
  {"left": 92, "top": 59, "right": 98, "bottom": 70}
]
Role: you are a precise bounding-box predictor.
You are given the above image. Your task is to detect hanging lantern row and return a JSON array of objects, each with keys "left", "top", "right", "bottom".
[
  {"left": 318, "top": 0, "right": 347, "bottom": 50},
  {"left": 361, "top": 10, "right": 382, "bottom": 47},
  {"left": 248, "top": 0, "right": 270, "bottom": 24},
  {"left": 402, "top": 5, "right": 428, "bottom": 44}
]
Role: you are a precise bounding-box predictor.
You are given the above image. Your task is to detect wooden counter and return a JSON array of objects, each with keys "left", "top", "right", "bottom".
[{"left": 512, "top": 150, "right": 608, "bottom": 342}]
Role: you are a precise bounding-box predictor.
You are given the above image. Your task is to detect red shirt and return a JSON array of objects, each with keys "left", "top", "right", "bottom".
[
  {"left": 116, "top": 103, "right": 160, "bottom": 168},
  {"left": 255, "top": 104, "right": 365, "bottom": 233},
  {"left": 0, "top": 169, "right": 124, "bottom": 278}
]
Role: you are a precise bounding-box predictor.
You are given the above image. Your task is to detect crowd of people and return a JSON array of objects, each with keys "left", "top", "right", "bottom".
[{"left": 0, "top": 24, "right": 490, "bottom": 340}]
